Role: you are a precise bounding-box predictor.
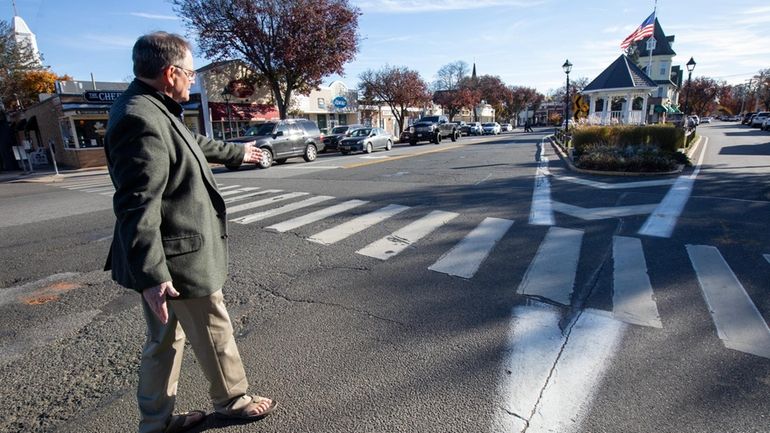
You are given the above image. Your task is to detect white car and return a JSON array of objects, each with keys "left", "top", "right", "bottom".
[
  {"left": 750, "top": 112, "right": 769, "bottom": 128},
  {"left": 762, "top": 117, "right": 770, "bottom": 131},
  {"left": 482, "top": 122, "right": 501, "bottom": 135},
  {"left": 700, "top": 116, "right": 712, "bottom": 124},
  {"left": 500, "top": 123, "right": 513, "bottom": 132}
]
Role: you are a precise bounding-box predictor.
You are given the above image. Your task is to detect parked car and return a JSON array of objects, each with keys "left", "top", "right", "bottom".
[
  {"left": 742, "top": 112, "right": 757, "bottom": 125},
  {"left": 727, "top": 115, "right": 742, "bottom": 121},
  {"left": 482, "top": 122, "right": 501, "bottom": 135},
  {"left": 225, "top": 118, "right": 323, "bottom": 169},
  {"left": 454, "top": 121, "right": 469, "bottom": 135},
  {"left": 408, "top": 115, "right": 459, "bottom": 145},
  {"left": 322, "top": 124, "right": 363, "bottom": 152},
  {"left": 500, "top": 123, "right": 513, "bottom": 132},
  {"left": 762, "top": 117, "right": 770, "bottom": 131},
  {"left": 750, "top": 112, "right": 769, "bottom": 127},
  {"left": 468, "top": 122, "right": 484, "bottom": 135},
  {"left": 700, "top": 116, "right": 712, "bottom": 123},
  {"left": 338, "top": 127, "right": 393, "bottom": 154}
]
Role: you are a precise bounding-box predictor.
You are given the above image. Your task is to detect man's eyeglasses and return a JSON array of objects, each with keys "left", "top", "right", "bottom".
[{"left": 173, "top": 65, "right": 196, "bottom": 80}]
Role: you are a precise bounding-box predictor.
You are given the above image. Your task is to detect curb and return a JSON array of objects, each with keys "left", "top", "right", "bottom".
[
  {"left": 3, "top": 167, "right": 109, "bottom": 184},
  {"left": 546, "top": 136, "right": 700, "bottom": 177}
]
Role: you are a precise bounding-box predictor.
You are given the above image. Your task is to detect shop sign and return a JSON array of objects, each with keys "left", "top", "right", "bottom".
[
  {"left": 84, "top": 91, "right": 123, "bottom": 102},
  {"left": 227, "top": 79, "right": 255, "bottom": 98},
  {"left": 332, "top": 96, "right": 347, "bottom": 108}
]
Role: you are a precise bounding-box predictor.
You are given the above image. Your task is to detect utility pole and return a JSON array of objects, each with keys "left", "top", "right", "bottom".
[{"left": 740, "top": 79, "right": 752, "bottom": 115}]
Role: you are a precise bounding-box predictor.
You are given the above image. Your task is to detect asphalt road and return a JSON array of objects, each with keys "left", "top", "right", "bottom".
[{"left": 0, "top": 124, "right": 768, "bottom": 433}]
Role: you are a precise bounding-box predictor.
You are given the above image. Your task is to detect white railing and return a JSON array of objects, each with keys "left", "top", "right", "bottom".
[{"left": 586, "top": 111, "right": 646, "bottom": 125}]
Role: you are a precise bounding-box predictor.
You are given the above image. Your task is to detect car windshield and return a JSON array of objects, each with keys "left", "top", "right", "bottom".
[
  {"left": 483, "top": 123, "right": 494, "bottom": 127},
  {"left": 350, "top": 128, "right": 372, "bottom": 137},
  {"left": 243, "top": 123, "right": 276, "bottom": 137},
  {"left": 331, "top": 126, "right": 349, "bottom": 134},
  {"left": 420, "top": 116, "right": 440, "bottom": 123}
]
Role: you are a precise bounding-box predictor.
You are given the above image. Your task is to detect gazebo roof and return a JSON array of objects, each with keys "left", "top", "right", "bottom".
[
  {"left": 634, "top": 18, "right": 676, "bottom": 57},
  {"left": 583, "top": 55, "right": 657, "bottom": 93}
]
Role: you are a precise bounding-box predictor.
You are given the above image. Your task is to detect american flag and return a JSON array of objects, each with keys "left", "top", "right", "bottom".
[{"left": 620, "top": 12, "right": 656, "bottom": 49}]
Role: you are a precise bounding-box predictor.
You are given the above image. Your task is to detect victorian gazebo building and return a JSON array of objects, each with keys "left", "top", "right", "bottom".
[
  {"left": 581, "top": 55, "right": 657, "bottom": 125},
  {"left": 580, "top": 18, "right": 682, "bottom": 125}
]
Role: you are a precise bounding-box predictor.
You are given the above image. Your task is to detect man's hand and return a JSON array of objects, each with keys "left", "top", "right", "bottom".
[
  {"left": 243, "top": 141, "right": 264, "bottom": 164},
  {"left": 142, "top": 281, "right": 180, "bottom": 324}
]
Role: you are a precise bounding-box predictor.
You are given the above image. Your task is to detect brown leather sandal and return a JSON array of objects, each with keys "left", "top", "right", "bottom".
[
  {"left": 165, "top": 410, "right": 206, "bottom": 433},
  {"left": 215, "top": 396, "right": 277, "bottom": 421}
]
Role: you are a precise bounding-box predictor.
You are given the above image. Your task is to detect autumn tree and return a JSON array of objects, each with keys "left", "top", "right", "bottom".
[
  {"left": 476, "top": 75, "right": 510, "bottom": 121},
  {"left": 684, "top": 77, "right": 721, "bottom": 115},
  {"left": 0, "top": 20, "right": 42, "bottom": 111},
  {"left": 506, "top": 86, "right": 543, "bottom": 126},
  {"left": 359, "top": 65, "right": 431, "bottom": 134},
  {"left": 173, "top": 0, "right": 360, "bottom": 119},
  {"left": 431, "top": 61, "right": 472, "bottom": 121},
  {"left": 753, "top": 69, "right": 770, "bottom": 111}
]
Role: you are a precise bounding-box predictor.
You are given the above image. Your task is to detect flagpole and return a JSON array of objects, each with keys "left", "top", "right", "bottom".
[{"left": 646, "top": 0, "right": 657, "bottom": 74}]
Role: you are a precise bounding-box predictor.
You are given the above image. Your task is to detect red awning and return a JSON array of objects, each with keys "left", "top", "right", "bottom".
[{"left": 209, "top": 102, "right": 279, "bottom": 121}]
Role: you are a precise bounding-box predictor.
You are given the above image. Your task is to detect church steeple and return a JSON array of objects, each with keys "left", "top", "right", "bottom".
[
  {"left": 10, "top": 2, "right": 41, "bottom": 65},
  {"left": 472, "top": 62, "right": 477, "bottom": 81}
]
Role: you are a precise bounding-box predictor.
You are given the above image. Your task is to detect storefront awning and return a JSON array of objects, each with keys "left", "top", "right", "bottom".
[
  {"left": 61, "top": 103, "right": 113, "bottom": 113},
  {"left": 208, "top": 102, "right": 279, "bottom": 121}
]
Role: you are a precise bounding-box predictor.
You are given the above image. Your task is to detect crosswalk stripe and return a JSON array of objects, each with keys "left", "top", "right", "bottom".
[
  {"left": 266, "top": 200, "right": 369, "bottom": 233},
  {"left": 81, "top": 186, "right": 115, "bottom": 193},
  {"left": 65, "top": 181, "right": 113, "bottom": 190},
  {"left": 220, "top": 187, "right": 260, "bottom": 197},
  {"left": 224, "top": 189, "right": 283, "bottom": 204},
  {"left": 612, "top": 236, "right": 662, "bottom": 328},
  {"left": 687, "top": 244, "right": 770, "bottom": 359},
  {"left": 218, "top": 185, "right": 241, "bottom": 191},
  {"left": 307, "top": 204, "right": 410, "bottom": 245},
  {"left": 231, "top": 196, "right": 334, "bottom": 224},
  {"left": 356, "top": 210, "right": 459, "bottom": 260},
  {"left": 226, "top": 192, "right": 306, "bottom": 213},
  {"left": 428, "top": 217, "right": 514, "bottom": 278},
  {"left": 59, "top": 177, "right": 109, "bottom": 186},
  {"left": 99, "top": 191, "right": 114, "bottom": 196},
  {"left": 517, "top": 226, "right": 583, "bottom": 305}
]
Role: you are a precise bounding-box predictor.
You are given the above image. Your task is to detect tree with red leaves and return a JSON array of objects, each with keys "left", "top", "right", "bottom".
[
  {"left": 685, "top": 77, "right": 722, "bottom": 115},
  {"left": 506, "top": 86, "right": 543, "bottom": 126},
  {"left": 475, "top": 75, "right": 510, "bottom": 121},
  {"left": 172, "top": 0, "right": 360, "bottom": 119},
  {"left": 359, "top": 65, "right": 431, "bottom": 135}
]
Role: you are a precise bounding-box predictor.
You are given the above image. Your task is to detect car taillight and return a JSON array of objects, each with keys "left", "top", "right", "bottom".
[{"left": 320, "top": 133, "right": 324, "bottom": 141}]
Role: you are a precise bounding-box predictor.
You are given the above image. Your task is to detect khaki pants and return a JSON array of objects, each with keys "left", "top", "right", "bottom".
[{"left": 137, "top": 290, "right": 253, "bottom": 433}]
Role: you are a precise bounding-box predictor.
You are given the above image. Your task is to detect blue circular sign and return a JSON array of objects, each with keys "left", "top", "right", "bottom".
[{"left": 332, "top": 96, "right": 347, "bottom": 108}]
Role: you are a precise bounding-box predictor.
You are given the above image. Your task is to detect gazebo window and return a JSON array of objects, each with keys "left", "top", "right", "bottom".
[
  {"left": 633, "top": 97, "right": 645, "bottom": 110},
  {"left": 595, "top": 99, "right": 604, "bottom": 112}
]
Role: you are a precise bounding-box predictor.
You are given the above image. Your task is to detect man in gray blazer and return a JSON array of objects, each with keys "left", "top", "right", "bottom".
[{"left": 105, "top": 32, "right": 276, "bottom": 433}]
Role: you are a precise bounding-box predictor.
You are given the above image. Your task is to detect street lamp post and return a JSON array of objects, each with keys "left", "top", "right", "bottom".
[
  {"left": 221, "top": 88, "right": 233, "bottom": 139},
  {"left": 562, "top": 59, "right": 572, "bottom": 134},
  {"left": 683, "top": 57, "right": 696, "bottom": 117}
]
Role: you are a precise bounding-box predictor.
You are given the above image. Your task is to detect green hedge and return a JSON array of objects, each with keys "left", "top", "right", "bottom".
[{"left": 572, "top": 125, "right": 684, "bottom": 154}]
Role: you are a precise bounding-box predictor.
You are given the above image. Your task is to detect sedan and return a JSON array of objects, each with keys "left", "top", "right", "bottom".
[
  {"left": 482, "top": 122, "right": 501, "bottom": 135},
  {"left": 700, "top": 116, "right": 712, "bottom": 124},
  {"left": 468, "top": 122, "right": 484, "bottom": 135},
  {"left": 339, "top": 127, "right": 393, "bottom": 154},
  {"left": 500, "top": 123, "right": 513, "bottom": 132}
]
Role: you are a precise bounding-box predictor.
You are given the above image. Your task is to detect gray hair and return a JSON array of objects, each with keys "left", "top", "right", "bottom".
[{"left": 132, "top": 32, "right": 191, "bottom": 79}]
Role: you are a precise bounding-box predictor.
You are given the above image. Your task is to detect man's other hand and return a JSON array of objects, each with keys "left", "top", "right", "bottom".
[
  {"left": 143, "top": 281, "right": 180, "bottom": 324},
  {"left": 243, "top": 141, "right": 264, "bottom": 164}
]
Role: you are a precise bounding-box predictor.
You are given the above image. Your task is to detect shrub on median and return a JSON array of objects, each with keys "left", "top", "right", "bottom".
[{"left": 571, "top": 125, "right": 689, "bottom": 172}]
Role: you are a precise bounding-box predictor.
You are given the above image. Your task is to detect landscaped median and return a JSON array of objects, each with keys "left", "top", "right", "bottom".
[{"left": 551, "top": 125, "right": 696, "bottom": 175}]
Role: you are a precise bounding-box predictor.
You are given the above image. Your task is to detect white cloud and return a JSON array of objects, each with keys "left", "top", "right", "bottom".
[
  {"left": 130, "top": 12, "right": 179, "bottom": 21},
  {"left": 354, "top": 0, "right": 544, "bottom": 13}
]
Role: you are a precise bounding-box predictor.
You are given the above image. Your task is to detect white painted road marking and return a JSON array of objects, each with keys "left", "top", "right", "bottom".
[
  {"left": 217, "top": 185, "right": 241, "bottom": 191},
  {"left": 638, "top": 137, "right": 707, "bottom": 238},
  {"left": 81, "top": 186, "right": 115, "bottom": 193},
  {"left": 356, "top": 210, "right": 459, "bottom": 260},
  {"left": 220, "top": 187, "right": 260, "bottom": 196},
  {"left": 266, "top": 199, "right": 368, "bottom": 233},
  {"left": 232, "top": 195, "right": 334, "bottom": 225},
  {"left": 518, "top": 227, "right": 583, "bottom": 305},
  {"left": 529, "top": 138, "right": 554, "bottom": 226},
  {"left": 687, "top": 244, "right": 770, "bottom": 359},
  {"left": 558, "top": 175, "right": 677, "bottom": 189},
  {"left": 226, "top": 191, "right": 307, "bottom": 213},
  {"left": 493, "top": 302, "right": 626, "bottom": 433},
  {"left": 551, "top": 201, "right": 658, "bottom": 220},
  {"left": 224, "top": 189, "right": 283, "bottom": 204},
  {"left": 612, "top": 236, "right": 662, "bottom": 328},
  {"left": 308, "top": 204, "right": 410, "bottom": 245},
  {"left": 428, "top": 217, "right": 514, "bottom": 278}
]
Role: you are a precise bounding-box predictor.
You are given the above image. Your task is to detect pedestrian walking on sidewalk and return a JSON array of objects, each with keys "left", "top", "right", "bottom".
[
  {"left": 104, "top": 31, "right": 276, "bottom": 433},
  {"left": 524, "top": 119, "right": 533, "bottom": 132}
]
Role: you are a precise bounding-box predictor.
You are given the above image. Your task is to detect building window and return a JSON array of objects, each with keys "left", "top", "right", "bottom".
[
  {"left": 659, "top": 62, "right": 668, "bottom": 77},
  {"left": 75, "top": 119, "right": 107, "bottom": 148},
  {"left": 317, "top": 98, "right": 325, "bottom": 109},
  {"left": 59, "top": 118, "right": 76, "bottom": 149}
]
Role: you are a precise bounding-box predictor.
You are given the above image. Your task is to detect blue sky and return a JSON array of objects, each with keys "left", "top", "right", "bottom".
[{"left": 6, "top": 0, "right": 769, "bottom": 95}]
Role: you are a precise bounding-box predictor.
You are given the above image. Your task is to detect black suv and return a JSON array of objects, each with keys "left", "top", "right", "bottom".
[
  {"left": 226, "top": 119, "right": 324, "bottom": 169},
  {"left": 322, "top": 124, "right": 364, "bottom": 152}
]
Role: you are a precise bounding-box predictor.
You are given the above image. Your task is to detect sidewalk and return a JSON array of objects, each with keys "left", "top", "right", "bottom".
[{"left": 0, "top": 166, "right": 109, "bottom": 184}]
